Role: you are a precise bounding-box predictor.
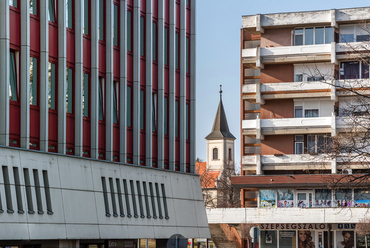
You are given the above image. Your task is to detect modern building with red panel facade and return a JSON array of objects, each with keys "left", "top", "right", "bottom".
[
  {"left": 0, "top": 0, "right": 209, "bottom": 247},
  {"left": 208, "top": 6, "right": 370, "bottom": 248}
]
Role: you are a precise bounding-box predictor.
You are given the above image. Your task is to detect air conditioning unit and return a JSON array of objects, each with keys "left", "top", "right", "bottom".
[{"left": 342, "top": 169, "right": 352, "bottom": 174}]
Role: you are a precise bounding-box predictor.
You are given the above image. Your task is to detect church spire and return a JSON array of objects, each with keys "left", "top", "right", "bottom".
[{"left": 205, "top": 87, "right": 236, "bottom": 140}]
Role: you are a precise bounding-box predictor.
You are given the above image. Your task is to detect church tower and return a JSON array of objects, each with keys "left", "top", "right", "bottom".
[{"left": 205, "top": 86, "right": 236, "bottom": 172}]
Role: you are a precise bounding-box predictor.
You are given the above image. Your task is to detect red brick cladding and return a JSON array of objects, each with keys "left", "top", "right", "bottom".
[
  {"left": 261, "top": 135, "right": 294, "bottom": 155},
  {"left": 261, "top": 64, "right": 294, "bottom": 84},
  {"left": 260, "top": 27, "right": 293, "bottom": 47}
]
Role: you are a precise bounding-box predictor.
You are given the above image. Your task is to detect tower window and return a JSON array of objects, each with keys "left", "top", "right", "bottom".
[
  {"left": 213, "top": 148, "right": 218, "bottom": 160},
  {"left": 228, "top": 148, "right": 232, "bottom": 161}
]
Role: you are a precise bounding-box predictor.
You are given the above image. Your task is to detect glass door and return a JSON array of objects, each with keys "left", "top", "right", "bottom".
[{"left": 297, "top": 191, "right": 313, "bottom": 208}]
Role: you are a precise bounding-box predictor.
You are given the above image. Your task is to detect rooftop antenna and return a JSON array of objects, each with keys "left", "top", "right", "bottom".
[{"left": 219, "top": 84, "right": 223, "bottom": 100}]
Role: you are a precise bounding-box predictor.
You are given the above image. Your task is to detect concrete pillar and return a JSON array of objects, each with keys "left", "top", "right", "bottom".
[
  {"left": 106, "top": 0, "right": 114, "bottom": 161},
  {"left": 189, "top": 0, "right": 196, "bottom": 173},
  {"left": 20, "top": 0, "right": 30, "bottom": 149},
  {"left": 168, "top": 0, "right": 176, "bottom": 171},
  {"left": 75, "top": 0, "right": 83, "bottom": 156},
  {"left": 133, "top": 0, "right": 141, "bottom": 165},
  {"left": 179, "top": 0, "right": 186, "bottom": 172},
  {"left": 145, "top": 0, "right": 153, "bottom": 167},
  {"left": 119, "top": 0, "right": 128, "bottom": 163},
  {"left": 0, "top": 0, "right": 10, "bottom": 146},
  {"left": 58, "top": 0, "right": 67, "bottom": 154},
  {"left": 91, "top": 0, "right": 100, "bottom": 159},
  {"left": 40, "top": 0, "right": 49, "bottom": 151},
  {"left": 157, "top": 0, "right": 165, "bottom": 169}
]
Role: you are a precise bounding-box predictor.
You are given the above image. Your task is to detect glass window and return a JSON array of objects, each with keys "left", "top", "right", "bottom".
[
  {"left": 307, "top": 135, "right": 316, "bottom": 154},
  {"left": 261, "top": 231, "right": 277, "bottom": 248},
  {"left": 140, "top": 16, "right": 145, "bottom": 56},
  {"left": 340, "top": 25, "right": 355, "bottom": 43},
  {"left": 212, "top": 148, "right": 218, "bottom": 160},
  {"left": 314, "top": 189, "right": 332, "bottom": 207},
  {"left": 83, "top": 0, "right": 89, "bottom": 35},
  {"left": 305, "top": 109, "right": 319, "bottom": 117},
  {"left": 30, "top": 57, "right": 38, "bottom": 105},
  {"left": 152, "top": 22, "right": 157, "bottom": 61},
  {"left": 325, "top": 27, "right": 334, "bottom": 44},
  {"left": 315, "top": 27, "right": 324, "bottom": 44},
  {"left": 66, "top": 0, "right": 73, "bottom": 29},
  {"left": 30, "top": 0, "right": 37, "bottom": 15},
  {"left": 127, "top": 11, "right": 132, "bottom": 52},
  {"left": 186, "top": 37, "right": 189, "bottom": 73},
  {"left": 164, "top": 27, "right": 168, "bottom": 65},
  {"left": 83, "top": 73, "right": 89, "bottom": 117},
  {"left": 277, "top": 189, "right": 294, "bottom": 208},
  {"left": 10, "top": 0, "right": 17, "bottom": 7},
  {"left": 356, "top": 234, "right": 370, "bottom": 248},
  {"left": 295, "top": 142, "right": 303, "bottom": 154},
  {"left": 335, "top": 189, "right": 352, "bottom": 207},
  {"left": 357, "top": 35, "right": 370, "bottom": 42},
  {"left": 175, "top": 100, "right": 179, "bottom": 137},
  {"left": 294, "top": 106, "right": 303, "bottom": 118},
  {"left": 186, "top": 104, "right": 189, "bottom": 139},
  {"left": 305, "top": 28, "right": 314, "bottom": 46},
  {"left": 66, "top": 68, "right": 73, "bottom": 114},
  {"left": 113, "top": 82, "right": 118, "bottom": 124},
  {"left": 99, "top": 0, "right": 104, "bottom": 41},
  {"left": 295, "top": 74, "right": 303, "bottom": 82},
  {"left": 164, "top": 97, "right": 168, "bottom": 135},
  {"left": 127, "top": 86, "right": 131, "bottom": 127},
  {"left": 175, "top": 32, "right": 179, "bottom": 69},
  {"left": 48, "top": 0, "right": 56, "bottom": 22},
  {"left": 294, "top": 29, "right": 303, "bottom": 46},
  {"left": 140, "top": 90, "right": 144, "bottom": 129},
  {"left": 9, "top": 51, "right": 18, "bottom": 101},
  {"left": 341, "top": 61, "right": 360, "bottom": 79},
  {"left": 354, "top": 189, "right": 370, "bottom": 207},
  {"left": 341, "top": 34, "right": 354, "bottom": 43},
  {"left": 259, "top": 189, "right": 276, "bottom": 208},
  {"left": 99, "top": 77, "right": 104, "bottom": 120},
  {"left": 279, "top": 231, "right": 296, "bottom": 248},
  {"left": 152, "top": 93, "right": 157, "bottom": 131},
  {"left": 48, "top": 62, "right": 56, "bottom": 109},
  {"left": 113, "top": 4, "right": 118, "bottom": 46}
]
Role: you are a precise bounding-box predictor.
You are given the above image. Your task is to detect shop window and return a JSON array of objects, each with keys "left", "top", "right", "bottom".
[
  {"left": 212, "top": 148, "right": 218, "bottom": 160},
  {"left": 48, "top": 62, "right": 56, "bottom": 109},
  {"left": 335, "top": 189, "right": 352, "bottom": 207},
  {"left": 48, "top": 0, "right": 57, "bottom": 22},
  {"left": 261, "top": 231, "right": 277, "bottom": 248},
  {"left": 98, "top": 77, "right": 104, "bottom": 121},
  {"left": 66, "top": 0, "right": 73, "bottom": 29},
  {"left": 277, "top": 189, "right": 294, "bottom": 208},
  {"left": 82, "top": 0, "right": 89, "bottom": 35},
  {"left": 140, "top": 16, "right": 145, "bottom": 56},
  {"left": 127, "top": 86, "right": 131, "bottom": 127},
  {"left": 98, "top": 0, "right": 104, "bottom": 41},
  {"left": 294, "top": 27, "right": 334, "bottom": 46},
  {"left": 113, "top": 4, "right": 118, "bottom": 46},
  {"left": 30, "top": 0, "right": 37, "bottom": 15},
  {"left": 9, "top": 51, "right": 18, "bottom": 101},
  {"left": 298, "top": 230, "right": 315, "bottom": 248},
  {"left": 336, "top": 231, "right": 354, "bottom": 248},
  {"left": 127, "top": 11, "right": 132, "bottom": 52},
  {"left": 279, "top": 231, "right": 296, "bottom": 248},
  {"left": 354, "top": 189, "right": 370, "bottom": 207},
  {"left": 314, "top": 189, "right": 332, "bottom": 207},
  {"left": 259, "top": 189, "right": 276, "bottom": 208},
  {"left": 66, "top": 68, "right": 73, "bottom": 113},
  {"left": 113, "top": 81, "right": 119, "bottom": 124},
  {"left": 83, "top": 73, "right": 89, "bottom": 117},
  {"left": 356, "top": 234, "right": 370, "bottom": 248},
  {"left": 30, "top": 57, "right": 38, "bottom": 105}
]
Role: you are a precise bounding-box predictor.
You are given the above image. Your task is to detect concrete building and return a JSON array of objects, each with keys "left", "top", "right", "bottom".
[
  {"left": 207, "top": 6, "right": 370, "bottom": 248},
  {"left": 0, "top": 0, "right": 209, "bottom": 247}
]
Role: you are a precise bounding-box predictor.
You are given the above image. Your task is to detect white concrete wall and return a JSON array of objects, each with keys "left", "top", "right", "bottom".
[{"left": 0, "top": 147, "right": 210, "bottom": 240}]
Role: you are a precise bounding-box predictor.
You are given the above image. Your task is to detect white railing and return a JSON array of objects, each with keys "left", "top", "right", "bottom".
[
  {"left": 261, "top": 154, "right": 332, "bottom": 164},
  {"left": 261, "top": 44, "right": 331, "bottom": 57},
  {"left": 336, "top": 79, "right": 370, "bottom": 89},
  {"left": 242, "top": 155, "right": 257, "bottom": 165},
  {"left": 242, "top": 117, "right": 332, "bottom": 130},
  {"left": 242, "top": 81, "right": 331, "bottom": 94},
  {"left": 336, "top": 42, "right": 370, "bottom": 52}
]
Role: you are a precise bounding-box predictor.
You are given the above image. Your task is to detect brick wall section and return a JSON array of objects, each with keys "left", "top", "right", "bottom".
[
  {"left": 261, "top": 27, "right": 293, "bottom": 47},
  {"left": 260, "top": 99, "right": 294, "bottom": 119},
  {"left": 261, "top": 135, "right": 294, "bottom": 155},
  {"left": 261, "top": 64, "right": 294, "bottom": 83}
]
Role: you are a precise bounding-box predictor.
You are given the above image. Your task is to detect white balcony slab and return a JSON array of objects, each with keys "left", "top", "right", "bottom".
[
  {"left": 336, "top": 42, "right": 370, "bottom": 53},
  {"left": 242, "top": 81, "right": 331, "bottom": 94},
  {"left": 242, "top": 117, "right": 332, "bottom": 130}
]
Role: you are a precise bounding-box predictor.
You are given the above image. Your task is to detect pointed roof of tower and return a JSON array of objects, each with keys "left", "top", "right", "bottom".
[{"left": 205, "top": 86, "right": 236, "bottom": 140}]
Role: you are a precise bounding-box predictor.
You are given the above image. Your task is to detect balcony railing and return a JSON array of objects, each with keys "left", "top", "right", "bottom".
[
  {"left": 242, "top": 117, "right": 332, "bottom": 130},
  {"left": 243, "top": 154, "right": 333, "bottom": 165}
]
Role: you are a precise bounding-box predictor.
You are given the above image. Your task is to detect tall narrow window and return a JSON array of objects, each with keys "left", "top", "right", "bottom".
[
  {"left": 30, "top": 57, "right": 38, "bottom": 105},
  {"left": 48, "top": 62, "right": 56, "bottom": 109},
  {"left": 140, "top": 16, "right": 145, "bottom": 56},
  {"left": 113, "top": 82, "right": 118, "bottom": 124},
  {"left": 83, "top": 73, "right": 89, "bottom": 117},
  {"left": 152, "top": 93, "right": 157, "bottom": 131},
  {"left": 30, "top": 0, "right": 37, "bottom": 15},
  {"left": 10, "top": 0, "right": 18, "bottom": 7},
  {"left": 99, "top": 78, "right": 104, "bottom": 120},
  {"left": 305, "top": 28, "right": 314, "bottom": 45},
  {"left": 175, "top": 32, "right": 179, "bottom": 69},
  {"left": 164, "top": 27, "right": 168, "bottom": 65},
  {"left": 140, "top": 90, "right": 144, "bottom": 130},
  {"left": 213, "top": 148, "right": 218, "bottom": 160},
  {"left": 66, "top": 68, "right": 73, "bottom": 114},
  {"left": 9, "top": 51, "right": 17, "bottom": 101},
  {"left": 175, "top": 100, "right": 179, "bottom": 138},
  {"left": 83, "top": 0, "right": 89, "bottom": 35},
  {"left": 152, "top": 22, "right": 157, "bottom": 61},
  {"left": 186, "top": 37, "right": 189, "bottom": 73},
  {"left": 99, "top": 0, "right": 104, "bottom": 41},
  {"left": 228, "top": 148, "right": 232, "bottom": 161},
  {"left": 294, "top": 29, "right": 303, "bottom": 46},
  {"left": 127, "top": 11, "right": 132, "bottom": 52},
  {"left": 66, "top": 0, "right": 73, "bottom": 29},
  {"left": 186, "top": 104, "right": 189, "bottom": 140},
  {"left": 48, "top": 0, "right": 56, "bottom": 22},
  {"left": 164, "top": 97, "right": 168, "bottom": 135},
  {"left": 113, "top": 4, "right": 118, "bottom": 46},
  {"left": 127, "top": 86, "right": 131, "bottom": 127}
]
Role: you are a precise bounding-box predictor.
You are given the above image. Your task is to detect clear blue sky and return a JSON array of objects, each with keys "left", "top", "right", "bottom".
[{"left": 195, "top": 0, "right": 369, "bottom": 169}]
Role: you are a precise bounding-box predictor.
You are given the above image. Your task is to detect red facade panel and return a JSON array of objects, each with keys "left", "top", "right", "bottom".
[
  {"left": 30, "top": 18, "right": 40, "bottom": 52},
  {"left": 66, "top": 31, "right": 75, "bottom": 64},
  {"left": 83, "top": 38, "right": 91, "bottom": 69}
]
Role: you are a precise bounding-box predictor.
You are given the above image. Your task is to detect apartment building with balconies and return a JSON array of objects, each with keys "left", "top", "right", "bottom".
[{"left": 209, "top": 7, "right": 370, "bottom": 248}]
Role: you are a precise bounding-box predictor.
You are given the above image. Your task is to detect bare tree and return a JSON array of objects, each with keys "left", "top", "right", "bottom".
[{"left": 356, "top": 217, "right": 370, "bottom": 248}]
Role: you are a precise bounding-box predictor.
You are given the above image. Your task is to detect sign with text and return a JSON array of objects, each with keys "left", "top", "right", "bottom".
[{"left": 260, "top": 223, "right": 329, "bottom": 230}]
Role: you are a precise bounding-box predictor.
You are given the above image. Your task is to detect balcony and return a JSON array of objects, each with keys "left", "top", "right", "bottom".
[
  {"left": 242, "top": 116, "right": 332, "bottom": 136},
  {"left": 336, "top": 42, "right": 370, "bottom": 60},
  {"left": 242, "top": 44, "right": 333, "bottom": 67}
]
